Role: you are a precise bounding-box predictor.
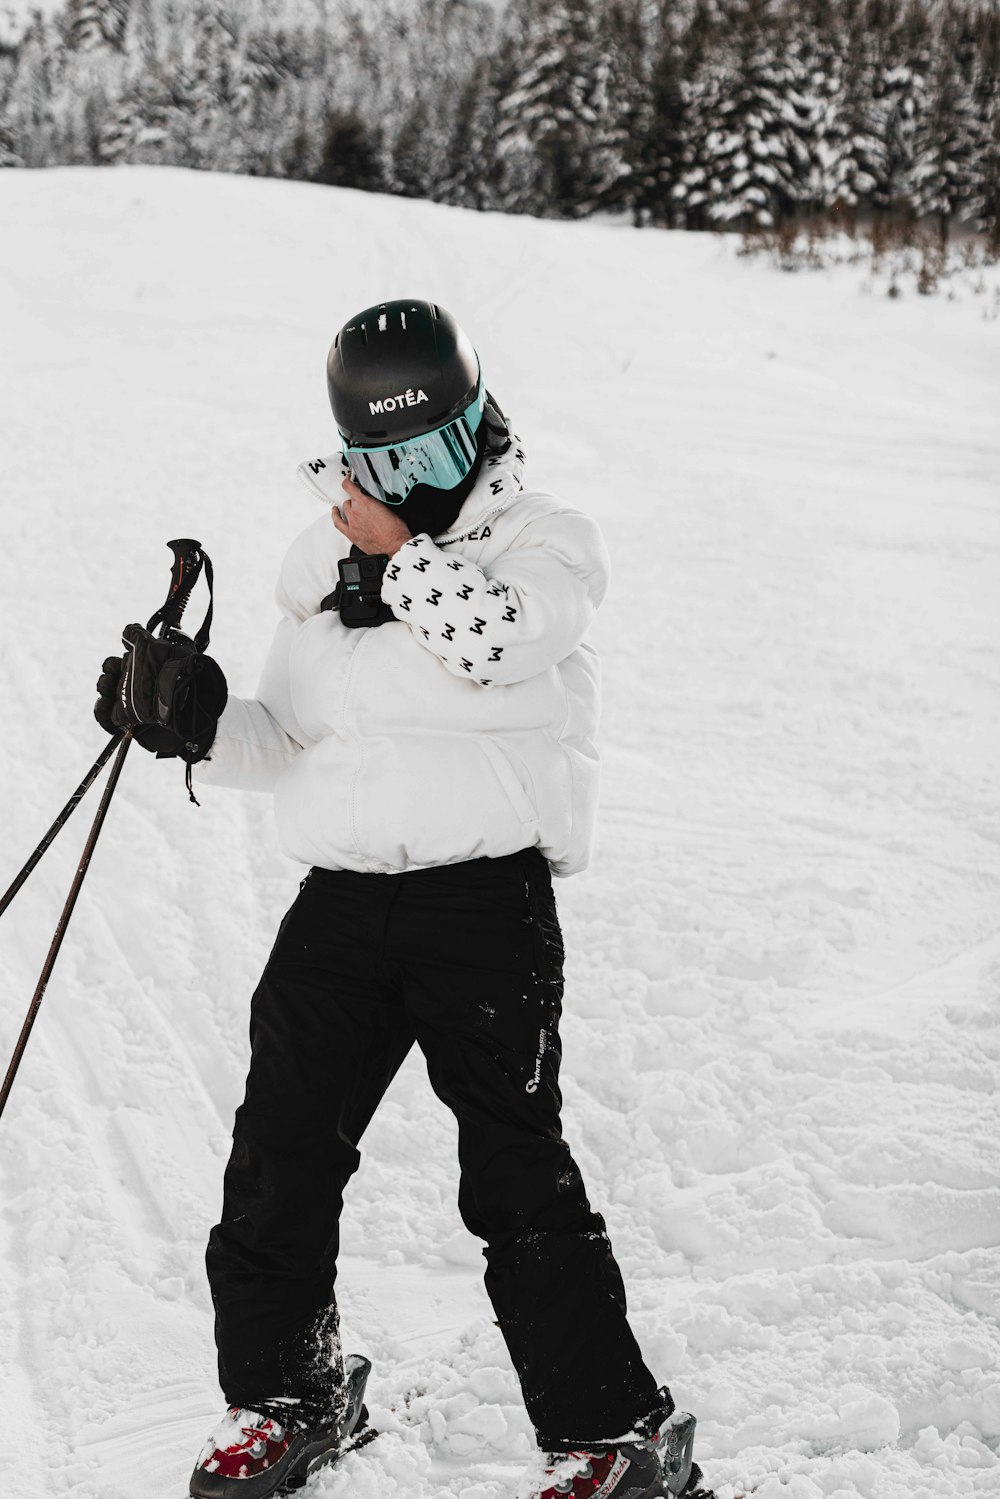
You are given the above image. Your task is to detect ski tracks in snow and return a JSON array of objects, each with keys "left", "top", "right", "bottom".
[{"left": 0, "top": 750, "right": 289, "bottom": 1496}]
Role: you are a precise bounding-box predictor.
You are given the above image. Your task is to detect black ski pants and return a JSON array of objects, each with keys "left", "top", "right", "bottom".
[{"left": 206, "top": 847, "right": 665, "bottom": 1450}]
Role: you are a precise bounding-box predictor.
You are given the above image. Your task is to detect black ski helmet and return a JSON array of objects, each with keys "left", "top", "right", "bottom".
[{"left": 327, "top": 299, "right": 481, "bottom": 447}]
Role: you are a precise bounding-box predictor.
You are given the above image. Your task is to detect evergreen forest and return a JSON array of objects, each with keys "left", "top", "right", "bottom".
[{"left": 2, "top": 0, "right": 999, "bottom": 241}]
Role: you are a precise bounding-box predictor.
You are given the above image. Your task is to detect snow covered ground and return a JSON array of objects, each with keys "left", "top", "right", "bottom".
[{"left": 1, "top": 167, "right": 998, "bottom": 1499}]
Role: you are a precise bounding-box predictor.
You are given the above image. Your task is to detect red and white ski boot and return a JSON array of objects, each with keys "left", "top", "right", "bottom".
[
  {"left": 188, "top": 1353, "right": 373, "bottom": 1497},
  {"left": 534, "top": 1407, "right": 711, "bottom": 1499}
]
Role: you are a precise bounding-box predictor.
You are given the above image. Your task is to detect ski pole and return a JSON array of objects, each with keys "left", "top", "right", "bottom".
[
  {"left": 0, "top": 538, "right": 210, "bottom": 1122},
  {"left": 0, "top": 733, "right": 126, "bottom": 921},
  {"left": 0, "top": 732, "right": 133, "bottom": 1121},
  {"left": 0, "top": 539, "right": 208, "bottom": 916}
]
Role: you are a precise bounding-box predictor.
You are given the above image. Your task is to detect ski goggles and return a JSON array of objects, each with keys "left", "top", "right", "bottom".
[{"left": 340, "top": 380, "right": 487, "bottom": 506}]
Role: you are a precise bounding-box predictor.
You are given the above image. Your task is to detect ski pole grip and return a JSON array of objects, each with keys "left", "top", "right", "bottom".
[
  {"left": 146, "top": 538, "right": 204, "bottom": 637},
  {"left": 145, "top": 538, "right": 214, "bottom": 649}
]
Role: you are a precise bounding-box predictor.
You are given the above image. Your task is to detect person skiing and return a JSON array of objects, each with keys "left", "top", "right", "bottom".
[{"left": 95, "top": 299, "right": 708, "bottom": 1499}]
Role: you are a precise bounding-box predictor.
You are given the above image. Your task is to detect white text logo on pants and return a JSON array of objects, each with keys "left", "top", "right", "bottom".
[{"left": 526, "top": 1029, "right": 547, "bottom": 1093}]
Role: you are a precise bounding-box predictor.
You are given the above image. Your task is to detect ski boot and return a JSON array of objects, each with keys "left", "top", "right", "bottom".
[
  {"left": 535, "top": 1395, "right": 711, "bottom": 1499},
  {"left": 189, "top": 1353, "right": 373, "bottom": 1497}
]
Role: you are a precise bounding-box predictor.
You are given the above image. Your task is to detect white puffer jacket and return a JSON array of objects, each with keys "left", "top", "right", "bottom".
[{"left": 197, "top": 440, "right": 610, "bottom": 877}]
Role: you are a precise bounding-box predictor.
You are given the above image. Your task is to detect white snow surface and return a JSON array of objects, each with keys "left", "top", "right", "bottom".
[{"left": 0, "top": 167, "right": 998, "bottom": 1499}]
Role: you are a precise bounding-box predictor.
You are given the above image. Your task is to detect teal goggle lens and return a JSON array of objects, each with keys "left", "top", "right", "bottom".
[{"left": 341, "top": 381, "right": 486, "bottom": 505}]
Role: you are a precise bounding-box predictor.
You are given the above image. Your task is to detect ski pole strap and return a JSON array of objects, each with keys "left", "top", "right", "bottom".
[
  {"left": 145, "top": 538, "right": 214, "bottom": 650},
  {"left": 192, "top": 552, "right": 214, "bottom": 652}
]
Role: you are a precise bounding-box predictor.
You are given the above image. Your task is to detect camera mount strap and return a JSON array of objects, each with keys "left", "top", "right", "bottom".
[{"left": 321, "top": 547, "right": 396, "bottom": 628}]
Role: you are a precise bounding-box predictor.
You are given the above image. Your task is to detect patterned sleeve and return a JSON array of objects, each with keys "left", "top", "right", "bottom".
[{"left": 379, "top": 512, "right": 609, "bottom": 687}]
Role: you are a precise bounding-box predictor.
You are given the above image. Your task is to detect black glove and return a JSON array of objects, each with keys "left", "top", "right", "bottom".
[
  {"left": 94, "top": 624, "right": 227, "bottom": 764},
  {"left": 95, "top": 655, "right": 172, "bottom": 755}
]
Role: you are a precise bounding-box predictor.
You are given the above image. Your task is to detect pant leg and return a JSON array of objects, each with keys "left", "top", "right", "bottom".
[
  {"left": 390, "top": 849, "right": 664, "bottom": 1450},
  {"left": 206, "top": 869, "right": 414, "bottom": 1425}
]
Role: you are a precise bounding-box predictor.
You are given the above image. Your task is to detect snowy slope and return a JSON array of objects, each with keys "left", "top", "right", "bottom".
[{"left": 0, "top": 167, "right": 998, "bottom": 1499}]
